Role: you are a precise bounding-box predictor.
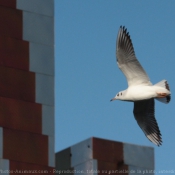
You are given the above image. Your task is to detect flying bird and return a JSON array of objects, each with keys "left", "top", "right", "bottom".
[{"left": 111, "top": 26, "right": 171, "bottom": 146}]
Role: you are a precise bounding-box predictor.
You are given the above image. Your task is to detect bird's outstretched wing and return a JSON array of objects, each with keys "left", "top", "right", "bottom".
[
  {"left": 116, "top": 26, "right": 151, "bottom": 86},
  {"left": 133, "top": 99, "right": 162, "bottom": 146}
]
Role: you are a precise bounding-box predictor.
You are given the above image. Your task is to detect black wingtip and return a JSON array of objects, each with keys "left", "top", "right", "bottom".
[
  {"left": 120, "top": 25, "right": 125, "bottom": 29},
  {"left": 119, "top": 26, "right": 127, "bottom": 32},
  {"left": 158, "top": 140, "right": 163, "bottom": 147},
  {"left": 166, "top": 95, "right": 171, "bottom": 103},
  {"left": 119, "top": 26, "right": 131, "bottom": 39}
]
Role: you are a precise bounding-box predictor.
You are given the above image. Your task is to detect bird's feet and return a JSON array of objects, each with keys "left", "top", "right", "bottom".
[{"left": 156, "top": 92, "right": 168, "bottom": 98}]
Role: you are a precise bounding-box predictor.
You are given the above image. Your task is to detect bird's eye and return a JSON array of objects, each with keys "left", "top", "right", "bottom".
[
  {"left": 121, "top": 92, "right": 122, "bottom": 95},
  {"left": 117, "top": 93, "right": 119, "bottom": 96}
]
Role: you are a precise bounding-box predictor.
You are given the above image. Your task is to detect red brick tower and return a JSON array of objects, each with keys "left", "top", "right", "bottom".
[{"left": 0, "top": 0, "right": 54, "bottom": 174}]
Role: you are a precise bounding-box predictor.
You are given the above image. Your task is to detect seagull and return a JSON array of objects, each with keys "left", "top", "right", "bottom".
[{"left": 111, "top": 26, "right": 171, "bottom": 146}]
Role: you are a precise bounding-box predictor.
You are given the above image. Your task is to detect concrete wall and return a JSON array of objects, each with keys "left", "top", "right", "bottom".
[{"left": 56, "top": 137, "right": 154, "bottom": 175}]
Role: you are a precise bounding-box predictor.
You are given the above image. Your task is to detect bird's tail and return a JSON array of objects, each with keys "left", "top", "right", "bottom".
[
  {"left": 154, "top": 80, "right": 171, "bottom": 104},
  {"left": 154, "top": 80, "right": 170, "bottom": 91}
]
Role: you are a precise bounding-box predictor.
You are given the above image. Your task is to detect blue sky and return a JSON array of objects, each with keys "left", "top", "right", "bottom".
[{"left": 55, "top": 1, "right": 175, "bottom": 174}]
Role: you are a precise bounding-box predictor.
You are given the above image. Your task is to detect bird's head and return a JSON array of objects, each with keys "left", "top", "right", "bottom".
[{"left": 110, "top": 91, "right": 125, "bottom": 101}]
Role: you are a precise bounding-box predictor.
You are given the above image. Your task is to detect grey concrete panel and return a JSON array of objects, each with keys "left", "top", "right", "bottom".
[
  {"left": 128, "top": 165, "right": 154, "bottom": 175},
  {"left": 17, "top": 0, "right": 54, "bottom": 16},
  {"left": 74, "top": 159, "right": 98, "bottom": 175},
  {"left": 55, "top": 148, "right": 71, "bottom": 170},
  {"left": 42, "top": 105, "right": 54, "bottom": 136},
  {"left": 49, "top": 136, "right": 55, "bottom": 167},
  {"left": 123, "top": 143, "right": 154, "bottom": 169},
  {"left": 0, "top": 159, "right": 9, "bottom": 175},
  {"left": 36, "top": 73, "right": 54, "bottom": 105},
  {"left": 23, "top": 12, "right": 54, "bottom": 45},
  {"left": 0, "top": 128, "right": 2, "bottom": 158},
  {"left": 30, "top": 43, "right": 54, "bottom": 75},
  {"left": 71, "top": 138, "right": 93, "bottom": 167}
]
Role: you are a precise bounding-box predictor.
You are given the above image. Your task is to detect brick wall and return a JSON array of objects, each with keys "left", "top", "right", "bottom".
[{"left": 0, "top": 0, "right": 54, "bottom": 174}]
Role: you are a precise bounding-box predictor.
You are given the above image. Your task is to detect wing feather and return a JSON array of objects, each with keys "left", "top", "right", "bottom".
[
  {"left": 116, "top": 26, "right": 151, "bottom": 86},
  {"left": 133, "top": 99, "right": 162, "bottom": 146}
]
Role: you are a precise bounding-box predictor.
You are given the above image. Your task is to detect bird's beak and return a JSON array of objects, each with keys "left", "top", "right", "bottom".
[{"left": 110, "top": 98, "right": 116, "bottom": 102}]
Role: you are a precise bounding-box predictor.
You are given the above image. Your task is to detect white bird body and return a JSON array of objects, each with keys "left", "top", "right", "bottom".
[
  {"left": 111, "top": 26, "right": 171, "bottom": 146},
  {"left": 116, "top": 84, "right": 170, "bottom": 101}
]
